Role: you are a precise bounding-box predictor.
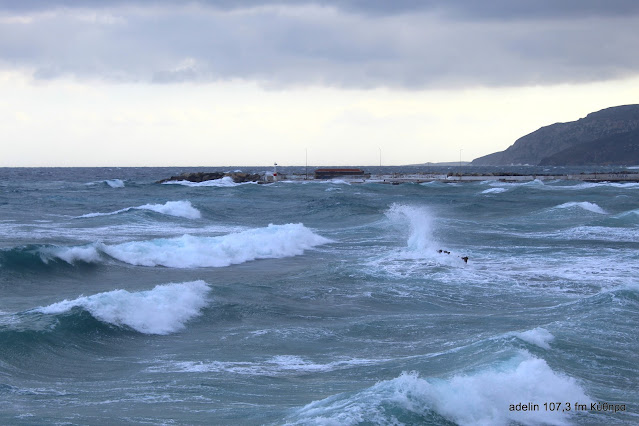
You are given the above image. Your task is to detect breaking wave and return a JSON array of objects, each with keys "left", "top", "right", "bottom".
[
  {"left": 512, "top": 327, "right": 555, "bottom": 350},
  {"left": 0, "top": 244, "right": 101, "bottom": 271},
  {"left": 85, "top": 179, "right": 125, "bottom": 188},
  {"left": 41, "top": 245, "right": 102, "bottom": 264},
  {"left": 554, "top": 201, "right": 607, "bottom": 214},
  {"left": 287, "top": 354, "right": 591, "bottom": 426},
  {"left": 105, "top": 179, "right": 125, "bottom": 188},
  {"left": 78, "top": 200, "right": 201, "bottom": 219},
  {"left": 102, "top": 223, "right": 330, "bottom": 268},
  {"left": 162, "top": 177, "right": 244, "bottom": 187},
  {"left": 34, "top": 281, "right": 211, "bottom": 335},
  {"left": 481, "top": 187, "right": 508, "bottom": 194},
  {"left": 1, "top": 224, "right": 330, "bottom": 270}
]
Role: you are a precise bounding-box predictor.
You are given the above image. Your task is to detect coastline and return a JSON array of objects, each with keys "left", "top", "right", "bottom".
[
  {"left": 273, "top": 171, "right": 639, "bottom": 184},
  {"left": 373, "top": 172, "right": 639, "bottom": 184}
]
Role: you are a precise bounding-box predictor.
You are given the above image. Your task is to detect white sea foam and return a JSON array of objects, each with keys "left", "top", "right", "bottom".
[
  {"left": 551, "top": 225, "right": 639, "bottom": 243},
  {"left": 512, "top": 327, "right": 555, "bottom": 349},
  {"left": 528, "top": 178, "right": 547, "bottom": 186},
  {"left": 289, "top": 354, "right": 591, "bottom": 426},
  {"left": 85, "top": 179, "right": 125, "bottom": 188},
  {"left": 101, "top": 223, "right": 330, "bottom": 268},
  {"left": 554, "top": 201, "right": 607, "bottom": 214},
  {"left": 136, "top": 201, "right": 201, "bottom": 219},
  {"left": 0, "top": 311, "right": 20, "bottom": 327},
  {"left": 35, "top": 281, "right": 210, "bottom": 334},
  {"left": 105, "top": 179, "right": 125, "bottom": 188},
  {"left": 41, "top": 245, "right": 102, "bottom": 264},
  {"left": 148, "top": 355, "right": 381, "bottom": 376},
  {"left": 162, "top": 177, "right": 243, "bottom": 187},
  {"left": 79, "top": 200, "right": 201, "bottom": 219},
  {"left": 481, "top": 187, "right": 508, "bottom": 194},
  {"left": 6, "top": 222, "right": 244, "bottom": 245}
]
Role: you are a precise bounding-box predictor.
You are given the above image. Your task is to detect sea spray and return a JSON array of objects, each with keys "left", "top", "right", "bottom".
[
  {"left": 35, "top": 281, "right": 211, "bottom": 334},
  {"left": 385, "top": 204, "right": 437, "bottom": 253}
]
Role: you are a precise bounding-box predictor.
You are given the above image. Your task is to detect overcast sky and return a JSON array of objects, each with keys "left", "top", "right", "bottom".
[{"left": 1, "top": 0, "right": 638, "bottom": 166}]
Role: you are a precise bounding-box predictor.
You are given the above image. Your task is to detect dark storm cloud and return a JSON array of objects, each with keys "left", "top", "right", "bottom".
[
  {"left": 3, "top": 0, "right": 639, "bottom": 18},
  {"left": 1, "top": 1, "right": 638, "bottom": 88}
]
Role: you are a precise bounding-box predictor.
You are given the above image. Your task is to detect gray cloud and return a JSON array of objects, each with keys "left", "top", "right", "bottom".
[
  {"left": 3, "top": 0, "right": 639, "bottom": 18},
  {"left": 1, "top": 2, "right": 638, "bottom": 88}
]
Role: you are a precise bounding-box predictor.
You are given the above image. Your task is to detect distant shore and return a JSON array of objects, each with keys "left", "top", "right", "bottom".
[
  {"left": 372, "top": 171, "right": 639, "bottom": 184},
  {"left": 277, "top": 171, "right": 639, "bottom": 184}
]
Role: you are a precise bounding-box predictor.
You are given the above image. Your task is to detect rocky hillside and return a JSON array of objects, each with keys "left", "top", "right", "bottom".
[
  {"left": 539, "top": 129, "right": 639, "bottom": 166},
  {"left": 471, "top": 104, "right": 639, "bottom": 166}
]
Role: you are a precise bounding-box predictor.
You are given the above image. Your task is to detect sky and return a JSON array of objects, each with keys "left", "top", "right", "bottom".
[{"left": 1, "top": 1, "right": 639, "bottom": 167}]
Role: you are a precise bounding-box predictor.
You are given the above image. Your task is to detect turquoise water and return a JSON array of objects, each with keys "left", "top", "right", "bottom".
[{"left": 1, "top": 167, "right": 638, "bottom": 425}]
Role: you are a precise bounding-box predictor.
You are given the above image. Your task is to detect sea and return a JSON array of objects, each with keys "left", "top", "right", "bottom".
[{"left": 1, "top": 166, "right": 638, "bottom": 425}]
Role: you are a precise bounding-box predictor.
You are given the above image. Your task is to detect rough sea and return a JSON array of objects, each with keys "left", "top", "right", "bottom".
[{"left": 1, "top": 166, "right": 638, "bottom": 425}]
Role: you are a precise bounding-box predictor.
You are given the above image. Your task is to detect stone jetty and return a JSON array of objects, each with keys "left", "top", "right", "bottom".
[{"left": 156, "top": 171, "right": 262, "bottom": 184}]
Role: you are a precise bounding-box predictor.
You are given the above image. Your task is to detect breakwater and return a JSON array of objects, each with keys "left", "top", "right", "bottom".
[
  {"left": 156, "top": 170, "right": 639, "bottom": 185},
  {"left": 375, "top": 172, "right": 639, "bottom": 184}
]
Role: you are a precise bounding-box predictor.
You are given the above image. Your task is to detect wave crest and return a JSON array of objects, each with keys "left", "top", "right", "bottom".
[
  {"left": 79, "top": 200, "right": 201, "bottom": 219},
  {"left": 482, "top": 187, "right": 508, "bottom": 194},
  {"left": 512, "top": 327, "right": 555, "bottom": 350},
  {"left": 35, "top": 281, "right": 211, "bottom": 335},
  {"left": 41, "top": 245, "right": 102, "bottom": 264},
  {"left": 289, "top": 354, "right": 591, "bottom": 426},
  {"left": 105, "top": 179, "right": 125, "bottom": 188},
  {"left": 1, "top": 224, "right": 329, "bottom": 270},
  {"left": 102, "top": 223, "right": 330, "bottom": 268},
  {"left": 162, "top": 177, "right": 244, "bottom": 187},
  {"left": 554, "top": 201, "right": 607, "bottom": 214}
]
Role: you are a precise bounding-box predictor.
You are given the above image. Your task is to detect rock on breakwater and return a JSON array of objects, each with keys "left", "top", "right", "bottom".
[{"left": 157, "top": 171, "right": 262, "bottom": 184}]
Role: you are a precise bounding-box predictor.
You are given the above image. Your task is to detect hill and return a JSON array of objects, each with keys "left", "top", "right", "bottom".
[
  {"left": 539, "top": 129, "right": 639, "bottom": 166},
  {"left": 471, "top": 105, "right": 639, "bottom": 166}
]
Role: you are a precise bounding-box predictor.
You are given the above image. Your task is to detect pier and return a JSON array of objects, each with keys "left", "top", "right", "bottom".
[
  {"left": 375, "top": 172, "right": 639, "bottom": 184},
  {"left": 157, "top": 170, "right": 639, "bottom": 185},
  {"left": 288, "top": 171, "right": 639, "bottom": 184}
]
